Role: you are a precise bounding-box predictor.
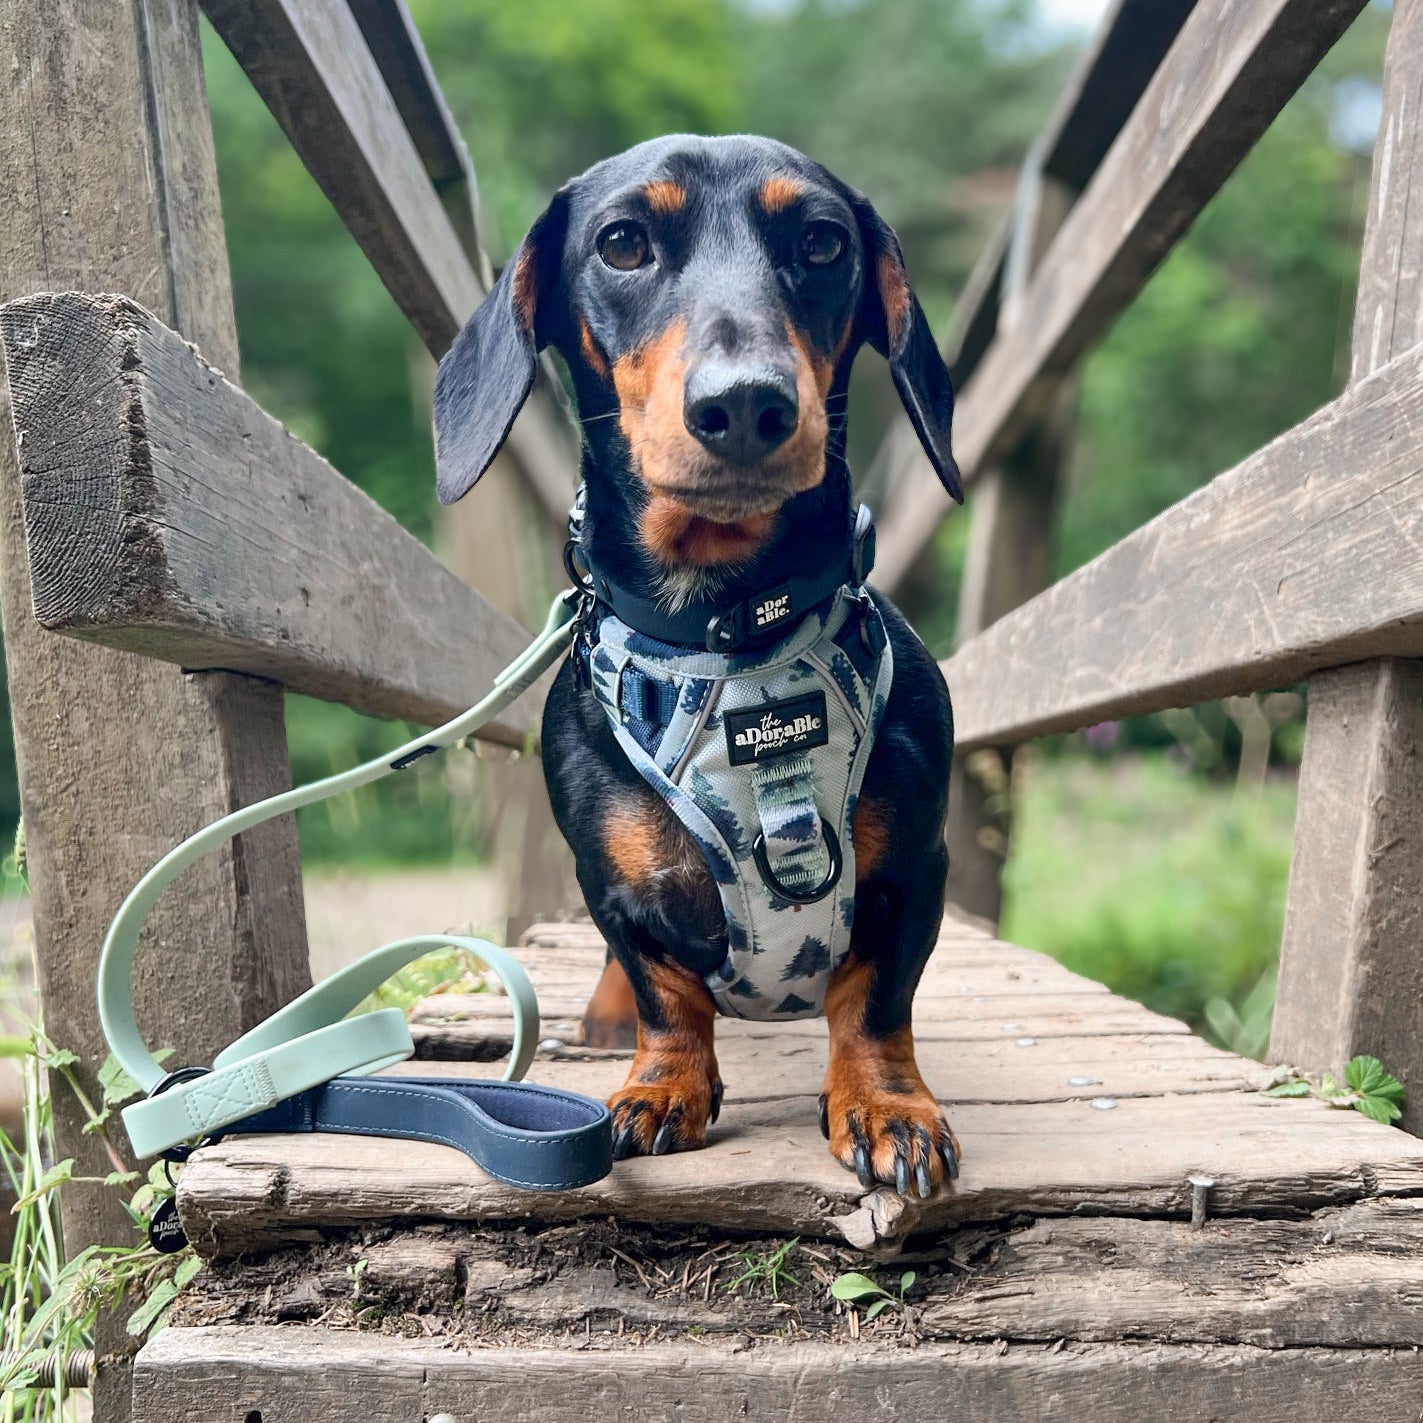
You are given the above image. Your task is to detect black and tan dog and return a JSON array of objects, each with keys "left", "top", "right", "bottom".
[{"left": 434, "top": 135, "right": 964, "bottom": 1198}]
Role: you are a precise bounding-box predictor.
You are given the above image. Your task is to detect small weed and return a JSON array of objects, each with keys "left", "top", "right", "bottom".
[
  {"left": 722, "top": 1238, "right": 800, "bottom": 1299},
  {"left": 830, "top": 1269, "right": 915, "bottom": 1321},
  {"left": 1265, "top": 1054, "right": 1406, "bottom": 1125}
]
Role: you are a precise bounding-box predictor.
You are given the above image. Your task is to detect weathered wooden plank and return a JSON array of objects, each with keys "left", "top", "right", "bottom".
[
  {"left": 0, "top": 4, "right": 312, "bottom": 1417},
  {"left": 943, "top": 338, "right": 1423, "bottom": 750},
  {"left": 178, "top": 1091, "right": 1423, "bottom": 1257},
  {"left": 346, "top": 0, "right": 485, "bottom": 264},
  {"left": 1270, "top": 0, "right": 1423, "bottom": 1137},
  {"left": 872, "top": 0, "right": 1367, "bottom": 591},
  {"left": 200, "top": 0, "right": 577, "bottom": 527},
  {"left": 922, "top": 1199, "right": 1423, "bottom": 1348},
  {"left": 1, "top": 292, "right": 545, "bottom": 742},
  {"left": 402, "top": 1029, "right": 1261, "bottom": 1107},
  {"left": 133, "top": 1325, "right": 1423, "bottom": 1423}
]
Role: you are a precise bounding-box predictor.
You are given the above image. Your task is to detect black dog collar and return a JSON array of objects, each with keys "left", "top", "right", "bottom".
[{"left": 568, "top": 501, "right": 876, "bottom": 653}]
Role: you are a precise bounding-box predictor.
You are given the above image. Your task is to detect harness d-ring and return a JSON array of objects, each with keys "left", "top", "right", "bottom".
[{"left": 751, "top": 818, "right": 843, "bottom": 905}]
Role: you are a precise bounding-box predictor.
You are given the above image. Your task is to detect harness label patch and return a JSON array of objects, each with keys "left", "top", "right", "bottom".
[
  {"left": 751, "top": 585, "right": 794, "bottom": 632},
  {"left": 725, "top": 691, "right": 829, "bottom": 766}
]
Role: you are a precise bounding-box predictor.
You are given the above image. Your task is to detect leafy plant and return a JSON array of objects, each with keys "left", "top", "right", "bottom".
[
  {"left": 1265, "top": 1055, "right": 1406, "bottom": 1125},
  {"left": 830, "top": 1269, "right": 916, "bottom": 1321},
  {"left": 1, "top": 1024, "right": 205, "bottom": 1419},
  {"left": 722, "top": 1238, "right": 800, "bottom": 1300}
]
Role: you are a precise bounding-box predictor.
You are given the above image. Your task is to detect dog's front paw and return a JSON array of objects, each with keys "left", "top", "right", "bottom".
[
  {"left": 608, "top": 1067, "right": 723, "bottom": 1160},
  {"left": 820, "top": 1079, "right": 960, "bottom": 1199}
]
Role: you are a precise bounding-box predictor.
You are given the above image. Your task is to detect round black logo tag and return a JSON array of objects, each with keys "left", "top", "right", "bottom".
[{"left": 147, "top": 1195, "right": 188, "bottom": 1254}]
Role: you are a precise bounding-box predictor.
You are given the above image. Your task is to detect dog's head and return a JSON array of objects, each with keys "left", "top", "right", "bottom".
[{"left": 434, "top": 135, "right": 961, "bottom": 559}]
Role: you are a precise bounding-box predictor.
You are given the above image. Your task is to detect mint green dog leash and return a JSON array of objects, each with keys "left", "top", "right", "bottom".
[{"left": 99, "top": 591, "right": 610, "bottom": 1187}]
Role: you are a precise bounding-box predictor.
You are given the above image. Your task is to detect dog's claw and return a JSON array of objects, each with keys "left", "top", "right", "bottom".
[
  {"left": 817, "top": 1093, "right": 830, "bottom": 1140},
  {"left": 708, "top": 1080, "right": 723, "bottom": 1127},
  {"left": 938, "top": 1136, "right": 960, "bottom": 1181},
  {"left": 652, "top": 1107, "right": 681, "bottom": 1156},
  {"left": 853, "top": 1144, "right": 875, "bottom": 1190},
  {"left": 915, "top": 1157, "right": 933, "bottom": 1199},
  {"left": 893, "top": 1153, "right": 910, "bottom": 1196}
]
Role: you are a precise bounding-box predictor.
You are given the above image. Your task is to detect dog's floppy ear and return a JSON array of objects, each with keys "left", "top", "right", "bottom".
[
  {"left": 434, "top": 188, "right": 570, "bottom": 505},
  {"left": 846, "top": 188, "right": 963, "bottom": 503}
]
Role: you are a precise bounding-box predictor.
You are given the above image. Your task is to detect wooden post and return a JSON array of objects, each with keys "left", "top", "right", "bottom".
[
  {"left": 0, "top": 3, "right": 310, "bottom": 1414},
  {"left": 945, "top": 170, "right": 1078, "bottom": 924},
  {"left": 439, "top": 450, "right": 579, "bottom": 935},
  {"left": 1270, "top": 0, "right": 1423, "bottom": 1132}
]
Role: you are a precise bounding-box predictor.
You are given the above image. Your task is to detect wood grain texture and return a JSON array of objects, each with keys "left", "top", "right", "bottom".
[
  {"left": 132, "top": 1326, "right": 1423, "bottom": 1422},
  {"left": 872, "top": 0, "right": 1367, "bottom": 591},
  {"left": 1270, "top": 0, "right": 1423, "bottom": 1137},
  {"left": 402, "top": 1030, "right": 1260, "bottom": 1106},
  {"left": 922, "top": 1199, "right": 1423, "bottom": 1348},
  {"left": 0, "top": 5, "right": 309, "bottom": 1416},
  {"left": 942, "top": 337, "right": 1423, "bottom": 750},
  {"left": 200, "top": 0, "right": 577, "bottom": 527},
  {"left": 1, "top": 292, "right": 544, "bottom": 741}
]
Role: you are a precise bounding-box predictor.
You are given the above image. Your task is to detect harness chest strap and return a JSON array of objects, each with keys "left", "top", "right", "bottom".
[
  {"left": 589, "top": 585, "right": 893, "bottom": 1019},
  {"left": 100, "top": 592, "right": 612, "bottom": 1191}
]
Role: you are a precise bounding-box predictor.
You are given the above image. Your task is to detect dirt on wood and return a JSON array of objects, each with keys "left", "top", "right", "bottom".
[{"left": 171, "top": 1215, "right": 1000, "bottom": 1353}]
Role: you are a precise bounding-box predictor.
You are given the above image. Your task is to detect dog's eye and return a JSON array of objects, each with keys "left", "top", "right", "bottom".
[
  {"left": 800, "top": 222, "right": 847, "bottom": 267},
  {"left": 597, "top": 222, "right": 651, "bottom": 272}
]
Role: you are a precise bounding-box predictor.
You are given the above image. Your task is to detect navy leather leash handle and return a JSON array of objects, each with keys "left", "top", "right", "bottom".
[{"left": 224, "top": 1075, "right": 613, "bottom": 1192}]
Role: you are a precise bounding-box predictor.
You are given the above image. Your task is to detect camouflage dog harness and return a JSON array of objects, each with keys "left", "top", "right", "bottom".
[{"left": 576, "top": 505, "right": 892, "bottom": 1021}]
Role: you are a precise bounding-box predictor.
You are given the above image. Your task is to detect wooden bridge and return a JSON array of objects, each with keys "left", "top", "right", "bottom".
[{"left": 2, "top": 0, "right": 1422, "bottom": 1418}]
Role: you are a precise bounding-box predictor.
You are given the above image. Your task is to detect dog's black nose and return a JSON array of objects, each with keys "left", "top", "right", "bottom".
[{"left": 684, "top": 367, "right": 798, "bottom": 465}]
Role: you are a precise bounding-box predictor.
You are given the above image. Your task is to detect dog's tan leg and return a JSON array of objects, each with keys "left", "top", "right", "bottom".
[
  {"left": 820, "top": 955, "right": 959, "bottom": 1197},
  {"left": 607, "top": 957, "right": 722, "bottom": 1158},
  {"left": 582, "top": 957, "right": 639, "bottom": 1050}
]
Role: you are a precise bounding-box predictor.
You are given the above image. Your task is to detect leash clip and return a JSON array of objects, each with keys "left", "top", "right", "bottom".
[{"left": 751, "top": 818, "right": 843, "bottom": 905}]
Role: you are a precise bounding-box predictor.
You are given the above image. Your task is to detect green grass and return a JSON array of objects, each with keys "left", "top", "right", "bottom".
[{"left": 999, "top": 751, "right": 1296, "bottom": 1045}]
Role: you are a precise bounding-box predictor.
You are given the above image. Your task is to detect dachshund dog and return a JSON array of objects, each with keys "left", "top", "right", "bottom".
[{"left": 434, "top": 135, "right": 963, "bottom": 1198}]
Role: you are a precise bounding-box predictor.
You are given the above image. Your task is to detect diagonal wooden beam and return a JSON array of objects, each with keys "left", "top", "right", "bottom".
[
  {"left": 873, "top": 0, "right": 1367, "bottom": 591},
  {"left": 201, "top": 0, "right": 578, "bottom": 528}
]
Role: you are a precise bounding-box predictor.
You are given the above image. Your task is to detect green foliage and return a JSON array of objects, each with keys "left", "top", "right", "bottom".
[
  {"left": 353, "top": 940, "right": 499, "bottom": 1016},
  {"left": 830, "top": 1268, "right": 915, "bottom": 1320},
  {"left": 1266, "top": 1055, "right": 1406, "bottom": 1125},
  {"left": 1203, "top": 968, "right": 1277, "bottom": 1063},
  {"left": 1000, "top": 752, "right": 1296, "bottom": 1041},
  {"left": 1, "top": 1026, "right": 204, "bottom": 1418},
  {"left": 722, "top": 1237, "right": 800, "bottom": 1300}
]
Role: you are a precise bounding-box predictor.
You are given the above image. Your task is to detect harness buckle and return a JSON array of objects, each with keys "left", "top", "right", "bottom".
[
  {"left": 706, "top": 607, "right": 743, "bottom": 653},
  {"left": 751, "top": 818, "right": 843, "bottom": 905},
  {"left": 851, "top": 503, "right": 876, "bottom": 586}
]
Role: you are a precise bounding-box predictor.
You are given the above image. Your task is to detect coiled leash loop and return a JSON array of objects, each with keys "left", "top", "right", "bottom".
[{"left": 99, "top": 590, "right": 612, "bottom": 1191}]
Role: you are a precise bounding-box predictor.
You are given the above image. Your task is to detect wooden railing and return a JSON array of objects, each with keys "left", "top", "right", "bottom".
[{"left": 872, "top": 0, "right": 1423, "bottom": 1132}]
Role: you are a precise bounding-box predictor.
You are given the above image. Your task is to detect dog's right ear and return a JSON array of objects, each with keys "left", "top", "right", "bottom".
[{"left": 434, "top": 188, "right": 571, "bottom": 504}]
